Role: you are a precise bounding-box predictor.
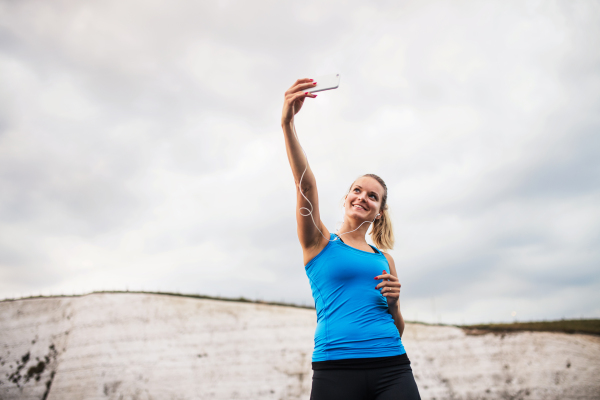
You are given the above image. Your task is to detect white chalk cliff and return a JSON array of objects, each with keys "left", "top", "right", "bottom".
[{"left": 1, "top": 293, "right": 598, "bottom": 399}]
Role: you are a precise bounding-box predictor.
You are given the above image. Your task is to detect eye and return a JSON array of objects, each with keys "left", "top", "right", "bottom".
[{"left": 353, "top": 188, "right": 360, "bottom": 193}]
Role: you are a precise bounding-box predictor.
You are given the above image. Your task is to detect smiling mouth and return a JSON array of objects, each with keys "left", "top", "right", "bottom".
[{"left": 353, "top": 204, "right": 367, "bottom": 211}]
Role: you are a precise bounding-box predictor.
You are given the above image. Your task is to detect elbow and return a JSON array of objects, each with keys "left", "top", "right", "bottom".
[{"left": 295, "top": 179, "right": 315, "bottom": 194}]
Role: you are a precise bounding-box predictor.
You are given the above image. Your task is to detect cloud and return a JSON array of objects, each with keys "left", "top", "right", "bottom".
[{"left": 0, "top": 0, "right": 599, "bottom": 323}]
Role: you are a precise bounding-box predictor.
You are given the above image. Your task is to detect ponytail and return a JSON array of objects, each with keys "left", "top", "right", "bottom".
[{"left": 370, "top": 205, "right": 394, "bottom": 251}]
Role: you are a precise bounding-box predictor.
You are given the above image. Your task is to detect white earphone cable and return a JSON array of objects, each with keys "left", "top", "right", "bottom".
[{"left": 291, "top": 104, "right": 377, "bottom": 241}]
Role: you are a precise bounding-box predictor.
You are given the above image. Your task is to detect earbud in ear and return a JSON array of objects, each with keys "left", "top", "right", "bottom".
[{"left": 377, "top": 213, "right": 380, "bottom": 216}]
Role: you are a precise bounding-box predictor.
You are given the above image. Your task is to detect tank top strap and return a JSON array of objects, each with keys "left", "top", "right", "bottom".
[
  {"left": 331, "top": 233, "right": 382, "bottom": 255},
  {"left": 368, "top": 244, "right": 382, "bottom": 254}
]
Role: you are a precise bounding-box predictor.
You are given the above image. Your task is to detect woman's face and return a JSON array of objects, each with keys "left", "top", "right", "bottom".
[{"left": 344, "top": 177, "right": 385, "bottom": 222}]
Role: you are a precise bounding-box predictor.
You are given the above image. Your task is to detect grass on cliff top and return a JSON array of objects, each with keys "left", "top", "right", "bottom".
[
  {"left": 460, "top": 319, "right": 600, "bottom": 336},
  {"left": 1, "top": 290, "right": 316, "bottom": 310},
  {"left": 4, "top": 291, "right": 599, "bottom": 335}
]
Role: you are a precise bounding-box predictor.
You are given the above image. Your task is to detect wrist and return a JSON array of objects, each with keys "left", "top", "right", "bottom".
[{"left": 388, "top": 301, "right": 401, "bottom": 314}]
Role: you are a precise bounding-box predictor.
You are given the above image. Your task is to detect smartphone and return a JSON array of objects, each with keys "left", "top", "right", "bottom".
[{"left": 306, "top": 73, "right": 341, "bottom": 93}]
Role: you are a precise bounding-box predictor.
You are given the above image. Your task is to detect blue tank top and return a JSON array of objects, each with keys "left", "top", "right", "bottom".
[{"left": 305, "top": 233, "right": 406, "bottom": 362}]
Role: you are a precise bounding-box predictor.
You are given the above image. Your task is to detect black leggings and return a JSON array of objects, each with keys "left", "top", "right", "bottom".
[{"left": 310, "top": 364, "right": 421, "bottom": 400}]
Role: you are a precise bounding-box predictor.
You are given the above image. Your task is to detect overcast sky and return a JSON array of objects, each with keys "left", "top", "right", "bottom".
[{"left": 1, "top": 0, "right": 599, "bottom": 324}]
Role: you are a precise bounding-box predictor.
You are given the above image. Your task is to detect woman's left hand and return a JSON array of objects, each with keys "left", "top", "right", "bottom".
[{"left": 375, "top": 270, "right": 401, "bottom": 305}]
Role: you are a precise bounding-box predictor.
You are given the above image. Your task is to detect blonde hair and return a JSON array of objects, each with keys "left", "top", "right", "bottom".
[{"left": 348, "top": 174, "right": 395, "bottom": 251}]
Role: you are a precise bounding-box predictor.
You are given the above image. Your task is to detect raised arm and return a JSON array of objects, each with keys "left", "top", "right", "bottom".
[{"left": 281, "top": 79, "right": 329, "bottom": 263}]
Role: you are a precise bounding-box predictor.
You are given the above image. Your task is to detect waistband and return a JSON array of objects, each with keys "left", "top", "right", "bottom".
[{"left": 312, "top": 353, "right": 410, "bottom": 370}]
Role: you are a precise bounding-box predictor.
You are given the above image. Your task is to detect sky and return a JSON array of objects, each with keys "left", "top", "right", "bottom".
[{"left": 0, "top": 0, "right": 599, "bottom": 324}]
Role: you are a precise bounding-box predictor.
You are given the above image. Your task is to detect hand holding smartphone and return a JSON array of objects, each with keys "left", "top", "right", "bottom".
[{"left": 306, "top": 74, "right": 340, "bottom": 93}]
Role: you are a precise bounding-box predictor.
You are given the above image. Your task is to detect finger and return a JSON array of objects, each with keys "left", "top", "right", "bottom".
[
  {"left": 376, "top": 281, "right": 401, "bottom": 290},
  {"left": 381, "top": 287, "right": 400, "bottom": 296},
  {"left": 293, "top": 78, "right": 313, "bottom": 86},
  {"left": 286, "top": 90, "right": 306, "bottom": 101},
  {"left": 292, "top": 90, "right": 317, "bottom": 100},
  {"left": 286, "top": 84, "right": 315, "bottom": 97},
  {"left": 299, "top": 91, "right": 317, "bottom": 99},
  {"left": 286, "top": 91, "right": 314, "bottom": 105},
  {"left": 296, "top": 82, "right": 318, "bottom": 92},
  {"left": 287, "top": 78, "right": 312, "bottom": 93},
  {"left": 382, "top": 271, "right": 394, "bottom": 281},
  {"left": 289, "top": 79, "right": 316, "bottom": 94},
  {"left": 374, "top": 272, "right": 396, "bottom": 280}
]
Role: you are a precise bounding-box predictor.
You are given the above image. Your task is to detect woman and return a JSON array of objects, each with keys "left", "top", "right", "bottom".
[{"left": 281, "top": 78, "right": 421, "bottom": 400}]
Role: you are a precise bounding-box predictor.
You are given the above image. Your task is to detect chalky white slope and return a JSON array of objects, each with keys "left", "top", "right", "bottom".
[{"left": 1, "top": 293, "right": 599, "bottom": 400}]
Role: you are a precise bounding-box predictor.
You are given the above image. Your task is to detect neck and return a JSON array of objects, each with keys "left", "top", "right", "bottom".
[{"left": 336, "top": 219, "right": 372, "bottom": 242}]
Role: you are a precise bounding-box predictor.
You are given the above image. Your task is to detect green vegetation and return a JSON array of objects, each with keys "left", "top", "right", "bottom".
[
  {"left": 3, "top": 291, "right": 598, "bottom": 336},
  {"left": 460, "top": 319, "right": 600, "bottom": 336}
]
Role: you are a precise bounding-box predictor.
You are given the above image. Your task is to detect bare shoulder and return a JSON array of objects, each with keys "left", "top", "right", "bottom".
[
  {"left": 382, "top": 252, "right": 395, "bottom": 265},
  {"left": 382, "top": 252, "right": 398, "bottom": 276}
]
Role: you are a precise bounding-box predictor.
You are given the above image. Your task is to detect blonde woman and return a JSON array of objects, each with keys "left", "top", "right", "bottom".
[{"left": 281, "top": 79, "right": 421, "bottom": 400}]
